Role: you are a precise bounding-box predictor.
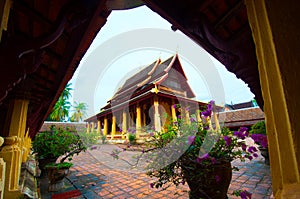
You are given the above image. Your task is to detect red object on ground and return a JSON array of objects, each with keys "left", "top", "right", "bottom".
[{"left": 52, "top": 190, "right": 81, "bottom": 199}]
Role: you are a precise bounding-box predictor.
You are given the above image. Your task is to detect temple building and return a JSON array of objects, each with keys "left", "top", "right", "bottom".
[
  {"left": 85, "top": 54, "right": 206, "bottom": 140},
  {"left": 1, "top": 1, "right": 299, "bottom": 197}
]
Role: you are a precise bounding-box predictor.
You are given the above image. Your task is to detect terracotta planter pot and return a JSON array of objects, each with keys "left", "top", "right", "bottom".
[
  {"left": 182, "top": 161, "right": 232, "bottom": 199},
  {"left": 46, "top": 166, "right": 71, "bottom": 192},
  {"left": 38, "top": 158, "right": 57, "bottom": 178},
  {"left": 259, "top": 147, "right": 270, "bottom": 165}
]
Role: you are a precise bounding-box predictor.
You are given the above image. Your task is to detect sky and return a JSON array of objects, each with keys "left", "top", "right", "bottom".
[{"left": 69, "top": 6, "right": 255, "bottom": 118}]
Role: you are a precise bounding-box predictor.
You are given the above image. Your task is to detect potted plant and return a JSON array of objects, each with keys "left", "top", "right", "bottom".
[
  {"left": 250, "top": 120, "right": 269, "bottom": 164},
  {"left": 145, "top": 101, "right": 257, "bottom": 199},
  {"left": 32, "top": 125, "right": 98, "bottom": 191}
]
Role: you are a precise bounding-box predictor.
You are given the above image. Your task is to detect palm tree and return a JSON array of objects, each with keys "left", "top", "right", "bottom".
[
  {"left": 61, "top": 83, "right": 72, "bottom": 101},
  {"left": 70, "top": 102, "right": 88, "bottom": 122},
  {"left": 48, "top": 83, "right": 72, "bottom": 121}
]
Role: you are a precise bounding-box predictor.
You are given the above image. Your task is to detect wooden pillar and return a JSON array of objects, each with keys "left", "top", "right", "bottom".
[
  {"left": 153, "top": 96, "right": 161, "bottom": 132},
  {"left": 245, "top": 0, "right": 300, "bottom": 197},
  {"left": 0, "top": 99, "right": 29, "bottom": 198},
  {"left": 136, "top": 104, "right": 141, "bottom": 138},
  {"left": 122, "top": 111, "right": 127, "bottom": 140},
  {"left": 111, "top": 115, "right": 116, "bottom": 140},
  {"left": 103, "top": 117, "right": 108, "bottom": 136}
]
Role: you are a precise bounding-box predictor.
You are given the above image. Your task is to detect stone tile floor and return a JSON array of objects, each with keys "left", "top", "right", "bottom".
[{"left": 40, "top": 144, "right": 273, "bottom": 199}]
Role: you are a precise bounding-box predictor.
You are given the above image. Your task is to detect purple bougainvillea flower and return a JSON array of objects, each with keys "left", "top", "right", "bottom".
[
  {"left": 234, "top": 131, "right": 246, "bottom": 140},
  {"left": 242, "top": 143, "right": 247, "bottom": 151},
  {"left": 197, "top": 153, "right": 210, "bottom": 163},
  {"left": 173, "top": 121, "right": 178, "bottom": 125},
  {"left": 248, "top": 146, "right": 258, "bottom": 153},
  {"left": 240, "top": 127, "right": 248, "bottom": 133},
  {"left": 201, "top": 153, "right": 209, "bottom": 159},
  {"left": 149, "top": 132, "right": 154, "bottom": 137},
  {"left": 234, "top": 131, "right": 239, "bottom": 136},
  {"left": 173, "top": 104, "right": 177, "bottom": 108},
  {"left": 251, "top": 134, "right": 258, "bottom": 142},
  {"left": 224, "top": 136, "right": 232, "bottom": 146},
  {"left": 253, "top": 153, "right": 258, "bottom": 158},
  {"left": 188, "top": 135, "right": 196, "bottom": 145},
  {"left": 201, "top": 100, "right": 215, "bottom": 118},
  {"left": 201, "top": 109, "right": 211, "bottom": 118},
  {"left": 240, "top": 190, "right": 252, "bottom": 199},
  {"left": 260, "top": 137, "right": 268, "bottom": 148},
  {"left": 208, "top": 100, "right": 215, "bottom": 108},
  {"left": 240, "top": 191, "right": 247, "bottom": 199},
  {"left": 251, "top": 134, "right": 268, "bottom": 148},
  {"left": 204, "top": 125, "right": 209, "bottom": 130}
]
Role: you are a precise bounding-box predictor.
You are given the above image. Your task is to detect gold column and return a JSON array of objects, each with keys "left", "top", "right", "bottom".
[
  {"left": 103, "top": 117, "right": 108, "bottom": 136},
  {"left": 136, "top": 104, "right": 142, "bottom": 138},
  {"left": 91, "top": 122, "right": 95, "bottom": 133},
  {"left": 111, "top": 115, "right": 116, "bottom": 140},
  {"left": 143, "top": 104, "right": 147, "bottom": 126},
  {"left": 185, "top": 105, "right": 190, "bottom": 124},
  {"left": 0, "top": 0, "right": 12, "bottom": 41},
  {"left": 22, "top": 129, "right": 31, "bottom": 163},
  {"left": 171, "top": 100, "right": 177, "bottom": 123},
  {"left": 86, "top": 122, "right": 90, "bottom": 133},
  {"left": 0, "top": 136, "right": 5, "bottom": 199},
  {"left": 246, "top": 0, "right": 300, "bottom": 197},
  {"left": 0, "top": 99, "right": 29, "bottom": 198},
  {"left": 122, "top": 111, "right": 127, "bottom": 139},
  {"left": 153, "top": 97, "right": 161, "bottom": 132},
  {"left": 196, "top": 110, "right": 201, "bottom": 123},
  {"left": 97, "top": 120, "right": 101, "bottom": 133}
]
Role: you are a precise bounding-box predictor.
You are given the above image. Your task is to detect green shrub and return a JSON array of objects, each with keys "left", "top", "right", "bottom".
[
  {"left": 249, "top": 120, "right": 266, "bottom": 135},
  {"left": 32, "top": 125, "right": 98, "bottom": 164}
]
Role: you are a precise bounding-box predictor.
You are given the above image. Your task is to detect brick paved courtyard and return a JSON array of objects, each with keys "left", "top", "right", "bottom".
[{"left": 41, "top": 144, "right": 273, "bottom": 199}]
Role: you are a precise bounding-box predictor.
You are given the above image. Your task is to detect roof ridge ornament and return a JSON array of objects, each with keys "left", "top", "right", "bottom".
[
  {"left": 148, "top": 58, "right": 161, "bottom": 76},
  {"left": 151, "top": 84, "right": 159, "bottom": 94}
]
